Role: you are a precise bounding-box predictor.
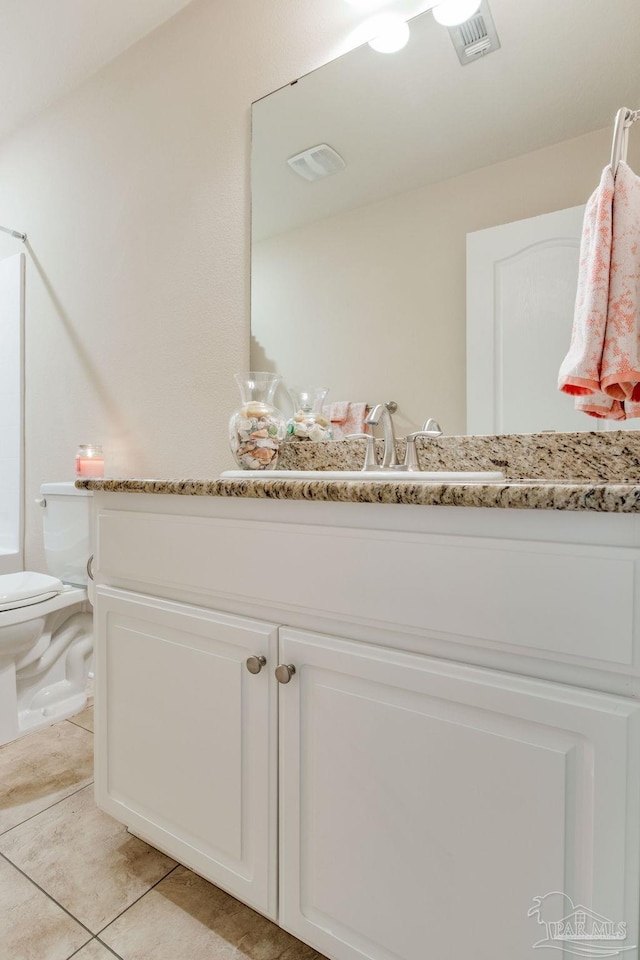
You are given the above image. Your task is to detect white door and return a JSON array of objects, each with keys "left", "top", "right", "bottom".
[
  {"left": 466, "top": 206, "right": 600, "bottom": 435},
  {"left": 278, "top": 627, "right": 640, "bottom": 960},
  {"left": 95, "top": 586, "right": 279, "bottom": 919}
]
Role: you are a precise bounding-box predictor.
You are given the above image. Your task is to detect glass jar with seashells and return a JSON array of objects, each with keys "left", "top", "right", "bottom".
[
  {"left": 228, "top": 372, "right": 287, "bottom": 469},
  {"left": 285, "top": 386, "right": 333, "bottom": 442}
]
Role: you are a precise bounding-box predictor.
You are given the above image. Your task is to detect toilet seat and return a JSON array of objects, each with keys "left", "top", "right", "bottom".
[{"left": 0, "top": 572, "right": 65, "bottom": 613}]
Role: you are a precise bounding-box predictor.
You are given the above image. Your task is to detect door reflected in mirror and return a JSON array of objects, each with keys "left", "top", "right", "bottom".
[{"left": 251, "top": 0, "right": 640, "bottom": 435}]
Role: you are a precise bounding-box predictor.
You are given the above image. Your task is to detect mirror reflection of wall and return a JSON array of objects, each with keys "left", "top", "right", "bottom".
[{"left": 251, "top": 0, "right": 640, "bottom": 436}]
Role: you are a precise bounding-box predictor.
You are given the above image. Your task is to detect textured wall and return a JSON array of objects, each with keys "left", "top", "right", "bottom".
[{"left": 0, "top": 0, "right": 433, "bottom": 569}]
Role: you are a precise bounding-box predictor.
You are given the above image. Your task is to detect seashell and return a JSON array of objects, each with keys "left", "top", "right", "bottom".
[
  {"left": 255, "top": 447, "right": 275, "bottom": 461},
  {"left": 243, "top": 402, "right": 270, "bottom": 418}
]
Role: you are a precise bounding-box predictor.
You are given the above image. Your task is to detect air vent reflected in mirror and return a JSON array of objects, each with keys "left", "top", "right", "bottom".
[
  {"left": 448, "top": 0, "right": 500, "bottom": 65},
  {"left": 287, "top": 144, "right": 346, "bottom": 181}
]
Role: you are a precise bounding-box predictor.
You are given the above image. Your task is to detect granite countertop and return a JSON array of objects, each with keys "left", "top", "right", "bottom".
[
  {"left": 75, "top": 431, "right": 640, "bottom": 512},
  {"left": 75, "top": 475, "right": 640, "bottom": 512}
]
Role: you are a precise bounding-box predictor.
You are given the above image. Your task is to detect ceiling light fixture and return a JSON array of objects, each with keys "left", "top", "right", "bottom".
[
  {"left": 367, "top": 13, "right": 410, "bottom": 53},
  {"left": 432, "top": 0, "right": 482, "bottom": 27}
]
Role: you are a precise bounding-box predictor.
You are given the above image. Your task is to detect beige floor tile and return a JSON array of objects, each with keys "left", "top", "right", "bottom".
[
  {"left": 0, "top": 784, "right": 176, "bottom": 933},
  {"left": 101, "top": 866, "right": 327, "bottom": 960},
  {"left": 69, "top": 704, "right": 94, "bottom": 734},
  {"left": 73, "top": 940, "right": 122, "bottom": 959},
  {"left": 0, "top": 855, "right": 90, "bottom": 960},
  {"left": 0, "top": 720, "right": 94, "bottom": 835}
]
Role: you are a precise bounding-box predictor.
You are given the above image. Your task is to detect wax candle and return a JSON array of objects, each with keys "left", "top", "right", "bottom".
[{"left": 75, "top": 444, "right": 104, "bottom": 478}]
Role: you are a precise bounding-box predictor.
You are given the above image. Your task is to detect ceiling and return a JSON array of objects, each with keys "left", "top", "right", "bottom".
[
  {"left": 252, "top": 0, "right": 640, "bottom": 240},
  {"left": 0, "top": 0, "right": 194, "bottom": 143}
]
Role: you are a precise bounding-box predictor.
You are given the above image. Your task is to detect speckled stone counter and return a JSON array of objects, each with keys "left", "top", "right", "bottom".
[
  {"left": 76, "top": 475, "right": 640, "bottom": 512},
  {"left": 278, "top": 430, "right": 640, "bottom": 482},
  {"left": 76, "top": 430, "right": 640, "bottom": 513}
]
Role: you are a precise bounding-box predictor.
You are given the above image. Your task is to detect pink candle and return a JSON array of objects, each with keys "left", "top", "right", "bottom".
[
  {"left": 76, "top": 444, "right": 105, "bottom": 478},
  {"left": 76, "top": 457, "right": 104, "bottom": 478}
]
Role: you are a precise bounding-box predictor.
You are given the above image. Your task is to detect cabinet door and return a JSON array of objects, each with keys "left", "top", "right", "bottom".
[
  {"left": 95, "top": 586, "right": 278, "bottom": 918},
  {"left": 278, "top": 628, "right": 640, "bottom": 960}
]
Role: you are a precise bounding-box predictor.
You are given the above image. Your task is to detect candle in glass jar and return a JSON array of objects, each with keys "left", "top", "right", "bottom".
[{"left": 75, "top": 444, "right": 104, "bottom": 478}]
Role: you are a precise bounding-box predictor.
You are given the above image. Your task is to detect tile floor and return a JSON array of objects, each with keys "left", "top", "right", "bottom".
[{"left": 0, "top": 702, "right": 328, "bottom": 960}]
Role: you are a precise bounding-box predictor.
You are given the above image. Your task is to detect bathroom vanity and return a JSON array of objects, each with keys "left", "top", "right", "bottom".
[{"left": 83, "top": 453, "right": 640, "bottom": 960}]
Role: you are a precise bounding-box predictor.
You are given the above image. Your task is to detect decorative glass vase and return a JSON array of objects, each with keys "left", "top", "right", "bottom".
[
  {"left": 286, "top": 386, "right": 333, "bottom": 441},
  {"left": 229, "top": 372, "right": 287, "bottom": 469}
]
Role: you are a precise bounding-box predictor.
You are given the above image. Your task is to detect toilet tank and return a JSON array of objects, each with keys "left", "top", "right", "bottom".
[{"left": 40, "top": 482, "right": 93, "bottom": 587}]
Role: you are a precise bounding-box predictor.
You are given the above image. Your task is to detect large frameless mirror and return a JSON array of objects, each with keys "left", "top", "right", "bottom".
[{"left": 251, "top": 0, "right": 640, "bottom": 435}]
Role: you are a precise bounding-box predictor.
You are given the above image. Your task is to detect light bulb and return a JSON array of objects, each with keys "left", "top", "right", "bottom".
[
  {"left": 367, "top": 14, "right": 410, "bottom": 53},
  {"left": 432, "top": 0, "right": 482, "bottom": 27}
]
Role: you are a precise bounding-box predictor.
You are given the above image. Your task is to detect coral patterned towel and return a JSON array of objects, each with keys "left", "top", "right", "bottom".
[
  {"left": 559, "top": 162, "right": 640, "bottom": 419},
  {"left": 600, "top": 162, "right": 640, "bottom": 401},
  {"left": 322, "top": 402, "right": 370, "bottom": 440},
  {"left": 558, "top": 165, "right": 614, "bottom": 398}
]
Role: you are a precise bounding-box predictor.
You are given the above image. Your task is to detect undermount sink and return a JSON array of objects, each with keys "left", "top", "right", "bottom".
[{"left": 220, "top": 469, "right": 506, "bottom": 483}]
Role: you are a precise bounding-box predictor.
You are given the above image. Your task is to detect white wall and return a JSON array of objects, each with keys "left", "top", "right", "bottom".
[
  {"left": 0, "top": 0, "right": 434, "bottom": 570},
  {"left": 253, "top": 127, "right": 640, "bottom": 436}
]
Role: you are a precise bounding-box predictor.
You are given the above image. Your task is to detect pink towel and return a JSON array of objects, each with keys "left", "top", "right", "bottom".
[
  {"left": 558, "top": 166, "right": 614, "bottom": 397},
  {"left": 324, "top": 401, "right": 350, "bottom": 423},
  {"left": 600, "top": 162, "right": 640, "bottom": 401},
  {"left": 322, "top": 402, "right": 370, "bottom": 440},
  {"left": 559, "top": 162, "right": 640, "bottom": 419},
  {"left": 575, "top": 395, "right": 640, "bottom": 419}
]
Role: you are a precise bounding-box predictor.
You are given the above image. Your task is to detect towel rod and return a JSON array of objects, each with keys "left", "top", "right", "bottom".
[
  {"left": 0, "top": 224, "right": 26, "bottom": 242},
  {"left": 611, "top": 106, "right": 640, "bottom": 177}
]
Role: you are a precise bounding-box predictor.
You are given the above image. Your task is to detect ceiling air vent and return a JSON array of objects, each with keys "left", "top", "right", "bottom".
[
  {"left": 287, "top": 144, "right": 346, "bottom": 182},
  {"left": 448, "top": 0, "right": 500, "bottom": 66}
]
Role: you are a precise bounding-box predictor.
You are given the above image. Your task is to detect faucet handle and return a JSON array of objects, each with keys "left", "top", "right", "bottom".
[
  {"left": 403, "top": 421, "right": 443, "bottom": 471},
  {"left": 345, "top": 433, "right": 378, "bottom": 470},
  {"left": 421, "top": 418, "right": 443, "bottom": 436}
]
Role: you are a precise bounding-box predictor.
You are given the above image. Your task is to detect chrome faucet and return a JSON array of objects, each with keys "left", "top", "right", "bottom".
[
  {"left": 403, "top": 419, "right": 443, "bottom": 470},
  {"left": 365, "top": 403, "right": 400, "bottom": 468},
  {"left": 349, "top": 407, "right": 442, "bottom": 473}
]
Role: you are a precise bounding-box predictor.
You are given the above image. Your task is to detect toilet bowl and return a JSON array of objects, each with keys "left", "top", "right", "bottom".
[{"left": 0, "top": 483, "right": 93, "bottom": 745}]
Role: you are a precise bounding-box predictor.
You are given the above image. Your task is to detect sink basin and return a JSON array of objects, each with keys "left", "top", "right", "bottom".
[{"left": 220, "top": 469, "right": 506, "bottom": 483}]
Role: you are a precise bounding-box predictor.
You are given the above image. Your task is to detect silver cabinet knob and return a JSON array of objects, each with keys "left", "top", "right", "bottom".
[
  {"left": 246, "top": 655, "right": 267, "bottom": 675},
  {"left": 275, "top": 663, "right": 296, "bottom": 684},
  {"left": 86, "top": 554, "right": 94, "bottom": 581}
]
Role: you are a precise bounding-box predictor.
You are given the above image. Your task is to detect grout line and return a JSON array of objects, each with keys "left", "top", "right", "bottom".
[
  {"left": 0, "top": 850, "right": 95, "bottom": 940},
  {"left": 67, "top": 718, "right": 94, "bottom": 733},
  {"left": 95, "top": 863, "right": 180, "bottom": 936},
  {"left": 0, "top": 780, "right": 94, "bottom": 838},
  {"left": 0, "top": 844, "right": 176, "bottom": 953},
  {"left": 67, "top": 937, "right": 124, "bottom": 960}
]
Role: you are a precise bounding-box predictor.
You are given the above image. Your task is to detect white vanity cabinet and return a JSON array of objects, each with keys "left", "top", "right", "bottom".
[
  {"left": 94, "top": 586, "right": 279, "bottom": 918},
  {"left": 278, "top": 627, "right": 640, "bottom": 960},
  {"left": 91, "top": 492, "right": 640, "bottom": 960}
]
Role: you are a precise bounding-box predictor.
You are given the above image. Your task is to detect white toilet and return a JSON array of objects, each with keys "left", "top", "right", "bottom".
[{"left": 0, "top": 482, "right": 94, "bottom": 746}]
